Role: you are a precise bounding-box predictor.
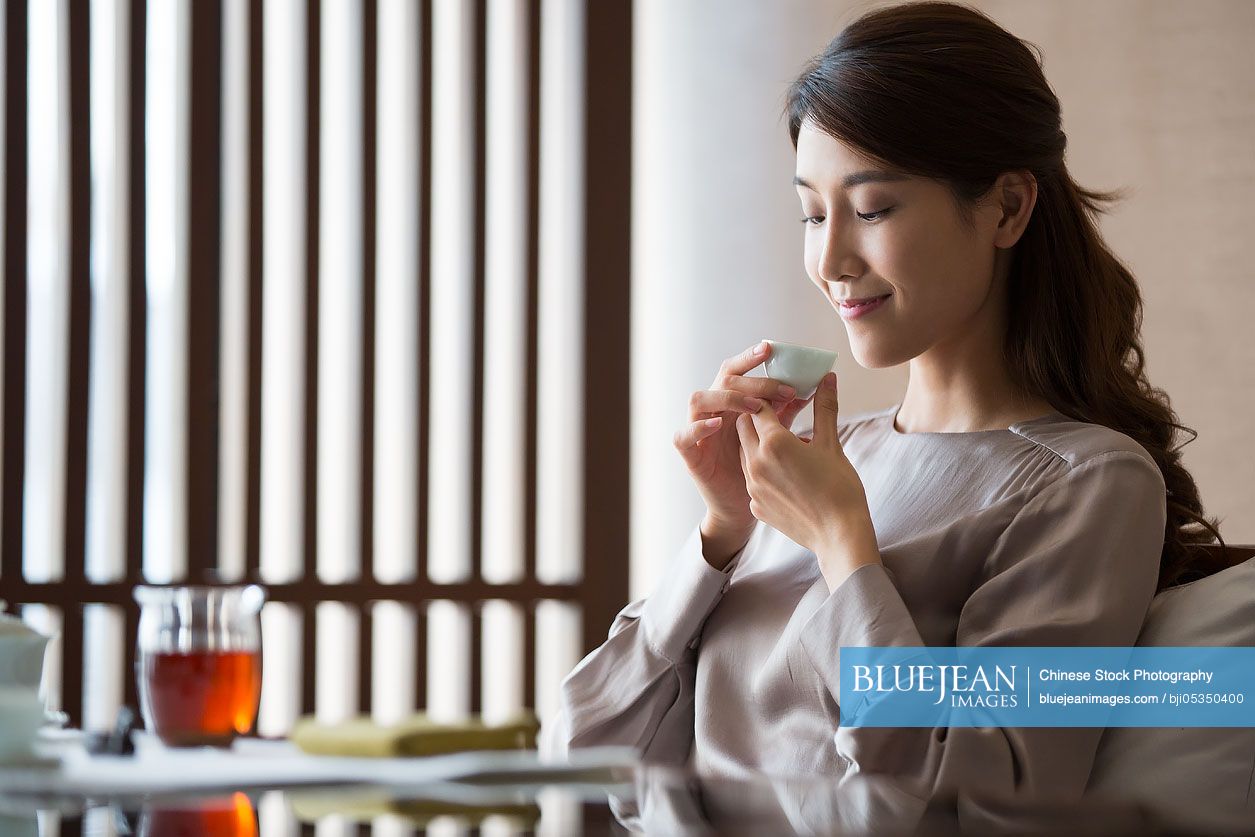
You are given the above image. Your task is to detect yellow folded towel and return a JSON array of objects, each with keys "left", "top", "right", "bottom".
[{"left": 290, "top": 710, "right": 539, "bottom": 758}]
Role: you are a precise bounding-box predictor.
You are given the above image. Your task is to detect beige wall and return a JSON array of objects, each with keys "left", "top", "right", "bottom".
[
  {"left": 957, "top": 0, "right": 1255, "bottom": 548},
  {"left": 631, "top": 0, "right": 1255, "bottom": 597}
]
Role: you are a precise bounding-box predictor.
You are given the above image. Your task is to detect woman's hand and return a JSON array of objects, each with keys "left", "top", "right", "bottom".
[
  {"left": 735, "top": 371, "right": 882, "bottom": 592},
  {"left": 673, "top": 341, "right": 817, "bottom": 541}
]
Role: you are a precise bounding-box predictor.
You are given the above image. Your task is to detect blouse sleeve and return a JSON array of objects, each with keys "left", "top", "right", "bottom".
[
  {"left": 539, "top": 521, "right": 752, "bottom": 766},
  {"left": 796, "top": 451, "right": 1166, "bottom": 801}
]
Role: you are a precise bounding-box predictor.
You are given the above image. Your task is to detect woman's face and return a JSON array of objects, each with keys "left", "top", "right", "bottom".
[{"left": 793, "top": 121, "right": 1011, "bottom": 369}]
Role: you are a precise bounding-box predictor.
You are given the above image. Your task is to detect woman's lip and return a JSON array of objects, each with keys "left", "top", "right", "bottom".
[
  {"left": 838, "top": 294, "right": 891, "bottom": 306},
  {"left": 836, "top": 293, "right": 891, "bottom": 320}
]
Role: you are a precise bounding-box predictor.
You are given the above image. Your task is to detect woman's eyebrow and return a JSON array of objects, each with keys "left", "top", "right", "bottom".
[{"left": 793, "top": 171, "right": 910, "bottom": 190}]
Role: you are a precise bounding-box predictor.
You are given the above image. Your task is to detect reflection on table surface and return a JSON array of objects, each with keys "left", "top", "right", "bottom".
[{"left": 4, "top": 761, "right": 1253, "bottom": 836}]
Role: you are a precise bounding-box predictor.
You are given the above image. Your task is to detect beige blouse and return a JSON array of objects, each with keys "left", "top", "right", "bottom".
[{"left": 540, "top": 403, "right": 1168, "bottom": 801}]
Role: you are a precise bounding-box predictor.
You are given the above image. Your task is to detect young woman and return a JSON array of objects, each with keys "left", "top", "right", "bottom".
[{"left": 540, "top": 1, "right": 1228, "bottom": 801}]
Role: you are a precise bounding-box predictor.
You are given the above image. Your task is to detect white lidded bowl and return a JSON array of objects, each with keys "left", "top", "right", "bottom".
[{"left": 0, "top": 613, "right": 50, "bottom": 691}]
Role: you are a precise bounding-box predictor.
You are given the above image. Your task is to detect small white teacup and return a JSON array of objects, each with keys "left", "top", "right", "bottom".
[
  {"left": 0, "top": 687, "right": 46, "bottom": 761},
  {"left": 760, "top": 339, "right": 839, "bottom": 398}
]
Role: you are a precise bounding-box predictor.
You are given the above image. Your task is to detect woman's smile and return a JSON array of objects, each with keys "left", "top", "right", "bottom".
[
  {"left": 837, "top": 294, "right": 891, "bottom": 320},
  {"left": 826, "top": 282, "right": 893, "bottom": 321}
]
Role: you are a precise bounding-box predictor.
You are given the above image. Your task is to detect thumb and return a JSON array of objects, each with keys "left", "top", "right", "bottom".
[{"left": 811, "top": 372, "right": 839, "bottom": 448}]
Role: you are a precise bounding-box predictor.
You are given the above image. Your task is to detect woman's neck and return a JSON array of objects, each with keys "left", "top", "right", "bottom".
[{"left": 896, "top": 347, "right": 1053, "bottom": 434}]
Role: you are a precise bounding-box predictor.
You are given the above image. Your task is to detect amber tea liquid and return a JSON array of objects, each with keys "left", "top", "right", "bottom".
[{"left": 141, "top": 649, "right": 261, "bottom": 747}]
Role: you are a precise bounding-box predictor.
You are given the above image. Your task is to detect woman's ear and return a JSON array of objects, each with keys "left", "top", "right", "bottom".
[{"left": 992, "top": 170, "right": 1037, "bottom": 249}]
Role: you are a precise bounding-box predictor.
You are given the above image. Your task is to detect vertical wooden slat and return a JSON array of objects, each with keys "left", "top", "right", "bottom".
[
  {"left": 300, "top": 601, "right": 316, "bottom": 716},
  {"left": 65, "top": 0, "right": 92, "bottom": 590},
  {"left": 2, "top": 0, "right": 28, "bottom": 583},
  {"left": 523, "top": 599, "right": 535, "bottom": 711},
  {"left": 63, "top": 0, "right": 93, "bottom": 726},
  {"left": 522, "top": 0, "right": 540, "bottom": 710},
  {"left": 245, "top": 0, "right": 263, "bottom": 583},
  {"left": 56, "top": 807, "right": 76, "bottom": 837},
  {"left": 468, "top": 0, "right": 486, "bottom": 715},
  {"left": 122, "top": 595, "right": 139, "bottom": 714},
  {"left": 357, "top": 600, "right": 372, "bottom": 715},
  {"left": 60, "top": 605, "right": 84, "bottom": 727},
  {"left": 522, "top": 0, "right": 540, "bottom": 594},
  {"left": 358, "top": 0, "right": 377, "bottom": 719},
  {"left": 188, "top": 0, "right": 223, "bottom": 583},
  {"left": 521, "top": 0, "right": 539, "bottom": 710},
  {"left": 301, "top": 0, "right": 321, "bottom": 720},
  {"left": 580, "top": 0, "right": 632, "bottom": 654},
  {"left": 124, "top": 0, "right": 147, "bottom": 717},
  {"left": 415, "top": 0, "right": 432, "bottom": 589},
  {"left": 469, "top": 602, "right": 482, "bottom": 714},
  {"left": 468, "top": 0, "right": 486, "bottom": 589},
  {"left": 414, "top": 602, "right": 428, "bottom": 712}
]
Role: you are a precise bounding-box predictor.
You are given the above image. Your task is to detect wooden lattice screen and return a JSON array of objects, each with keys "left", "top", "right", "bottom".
[{"left": 1, "top": 0, "right": 630, "bottom": 743}]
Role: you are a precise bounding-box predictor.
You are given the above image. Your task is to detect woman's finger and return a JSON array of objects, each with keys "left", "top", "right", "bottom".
[
  {"left": 777, "top": 390, "right": 817, "bottom": 425},
  {"left": 688, "top": 389, "right": 767, "bottom": 422},
  {"left": 710, "top": 373, "right": 798, "bottom": 403},
  {"left": 736, "top": 412, "right": 760, "bottom": 459},
  {"left": 716, "top": 341, "right": 773, "bottom": 381},
  {"left": 673, "top": 416, "right": 725, "bottom": 456}
]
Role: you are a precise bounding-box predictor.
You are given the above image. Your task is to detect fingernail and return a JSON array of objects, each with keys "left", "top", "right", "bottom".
[
  {"left": 777, "top": 384, "right": 795, "bottom": 399},
  {"left": 754, "top": 342, "right": 768, "bottom": 356},
  {"left": 742, "top": 396, "right": 763, "bottom": 410}
]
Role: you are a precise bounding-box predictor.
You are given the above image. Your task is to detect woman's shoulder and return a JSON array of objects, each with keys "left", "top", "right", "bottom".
[{"left": 1010, "top": 412, "right": 1160, "bottom": 476}]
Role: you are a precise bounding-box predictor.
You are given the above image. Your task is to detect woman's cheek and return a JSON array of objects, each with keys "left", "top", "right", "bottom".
[{"left": 802, "top": 245, "right": 821, "bottom": 287}]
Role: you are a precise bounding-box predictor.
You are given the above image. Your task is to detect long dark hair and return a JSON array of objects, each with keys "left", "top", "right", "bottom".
[{"left": 783, "top": 1, "right": 1227, "bottom": 592}]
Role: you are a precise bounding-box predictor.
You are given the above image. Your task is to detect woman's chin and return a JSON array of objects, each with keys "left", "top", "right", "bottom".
[{"left": 848, "top": 340, "right": 907, "bottom": 370}]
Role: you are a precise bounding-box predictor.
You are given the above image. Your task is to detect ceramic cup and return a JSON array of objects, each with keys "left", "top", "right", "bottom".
[
  {"left": 760, "top": 340, "right": 839, "bottom": 398},
  {"left": 0, "top": 686, "right": 46, "bottom": 760}
]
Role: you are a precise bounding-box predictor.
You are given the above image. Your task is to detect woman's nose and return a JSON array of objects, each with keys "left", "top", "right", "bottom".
[{"left": 817, "top": 222, "right": 860, "bottom": 284}]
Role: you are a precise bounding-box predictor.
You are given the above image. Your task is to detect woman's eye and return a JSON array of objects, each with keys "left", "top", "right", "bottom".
[
  {"left": 857, "top": 207, "right": 893, "bottom": 222},
  {"left": 798, "top": 207, "right": 893, "bottom": 226}
]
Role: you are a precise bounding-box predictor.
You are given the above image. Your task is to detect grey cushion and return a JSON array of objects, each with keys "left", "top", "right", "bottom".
[{"left": 1087, "top": 555, "right": 1255, "bottom": 816}]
